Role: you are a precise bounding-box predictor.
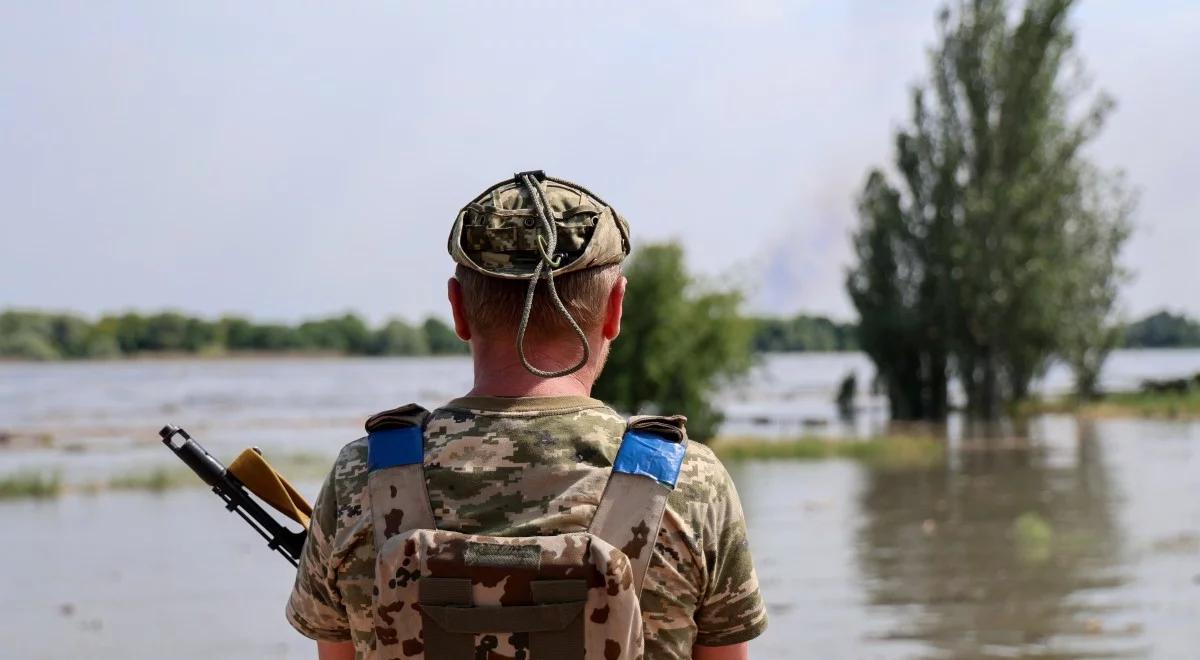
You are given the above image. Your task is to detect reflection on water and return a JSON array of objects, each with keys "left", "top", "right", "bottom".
[
  {"left": 740, "top": 414, "right": 1199, "bottom": 659},
  {"left": 2, "top": 355, "right": 1199, "bottom": 659},
  {"left": 858, "top": 418, "right": 1138, "bottom": 659}
]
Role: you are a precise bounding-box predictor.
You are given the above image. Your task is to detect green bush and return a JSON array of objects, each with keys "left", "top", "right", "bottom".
[{"left": 593, "top": 243, "right": 754, "bottom": 442}]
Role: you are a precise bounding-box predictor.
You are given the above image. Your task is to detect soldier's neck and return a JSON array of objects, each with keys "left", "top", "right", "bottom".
[
  {"left": 469, "top": 373, "right": 593, "bottom": 398},
  {"left": 467, "top": 339, "right": 598, "bottom": 398}
]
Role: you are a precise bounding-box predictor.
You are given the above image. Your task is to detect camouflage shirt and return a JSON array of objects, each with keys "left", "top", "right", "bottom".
[{"left": 287, "top": 395, "right": 766, "bottom": 658}]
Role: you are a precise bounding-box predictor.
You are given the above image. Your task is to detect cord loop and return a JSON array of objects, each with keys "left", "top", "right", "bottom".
[{"left": 514, "top": 173, "right": 591, "bottom": 378}]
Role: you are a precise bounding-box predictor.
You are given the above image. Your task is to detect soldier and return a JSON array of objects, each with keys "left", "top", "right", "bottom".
[{"left": 287, "top": 172, "right": 766, "bottom": 659}]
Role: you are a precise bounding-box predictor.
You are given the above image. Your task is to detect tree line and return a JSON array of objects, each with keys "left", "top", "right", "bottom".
[
  {"left": 1, "top": 306, "right": 1194, "bottom": 363},
  {"left": 754, "top": 311, "right": 1198, "bottom": 352},
  {"left": 0, "top": 306, "right": 850, "bottom": 360},
  {"left": 1123, "top": 311, "right": 1200, "bottom": 349},
  {"left": 0, "top": 310, "right": 468, "bottom": 361},
  {"left": 750, "top": 315, "right": 859, "bottom": 352}
]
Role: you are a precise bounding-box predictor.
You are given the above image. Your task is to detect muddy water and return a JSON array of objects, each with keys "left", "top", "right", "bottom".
[
  {"left": 2, "top": 353, "right": 1199, "bottom": 659},
  {"left": 738, "top": 415, "right": 1200, "bottom": 659}
]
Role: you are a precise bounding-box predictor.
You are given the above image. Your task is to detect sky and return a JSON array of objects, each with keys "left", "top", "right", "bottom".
[{"left": 2, "top": 1, "right": 1197, "bottom": 324}]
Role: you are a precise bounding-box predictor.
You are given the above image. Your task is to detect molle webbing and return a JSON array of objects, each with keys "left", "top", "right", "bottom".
[
  {"left": 419, "top": 578, "right": 587, "bottom": 660},
  {"left": 589, "top": 421, "right": 688, "bottom": 595}
]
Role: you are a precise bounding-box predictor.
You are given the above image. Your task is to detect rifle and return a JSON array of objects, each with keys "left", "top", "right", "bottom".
[{"left": 159, "top": 424, "right": 310, "bottom": 566}]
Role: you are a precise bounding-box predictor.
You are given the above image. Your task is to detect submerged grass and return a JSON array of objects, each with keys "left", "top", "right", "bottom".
[
  {"left": 108, "top": 450, "right": 333, "bottom": 493},
  {"left": 710, "top": 434, "right": 944, "bottom": 469},
  {"left": 1020, "top": 388, "right": 1200, "bottom": 419},
  {"left": 0, "top": 450, "right": 337, "bottom": 500},
  {"left": 1094, "top": 389, "right": 1200, "bottom": 417},
  {"left": 0, "top": 436, "right": 951, "bottom": 499},
  {"left": 0, "top": 470, "right": 62, "bottom": 499},
  {"left": 0, "top": 435, "right": 948, "bottom": 499},
  {"left": 108, "top": 466, "right": 196, "bottom": 492}
]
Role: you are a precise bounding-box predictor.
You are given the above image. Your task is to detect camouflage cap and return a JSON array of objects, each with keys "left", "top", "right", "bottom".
[
  {"left": 448, "top": 171, "right": 631, "bottom": 280},
  {"left": 447, "top": 171, "right": 631, "bottom": 379}
]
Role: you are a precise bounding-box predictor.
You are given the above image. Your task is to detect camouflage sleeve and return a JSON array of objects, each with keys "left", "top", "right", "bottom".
[
  {"left": 693, "top": 463, "right": 768, "bottom": 647},
  {"left": 285, "top": 464, "right": 351, "bottom": 641}
]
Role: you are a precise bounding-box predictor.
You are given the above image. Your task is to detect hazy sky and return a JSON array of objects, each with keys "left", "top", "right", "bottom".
[{"left": 2, "top": 1, "right": 1197, "bottom": 323}]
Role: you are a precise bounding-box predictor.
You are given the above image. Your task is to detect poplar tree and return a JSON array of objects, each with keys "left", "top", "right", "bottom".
[{"left": 848, "top": 0, "right": 1132, "bottom": 420}]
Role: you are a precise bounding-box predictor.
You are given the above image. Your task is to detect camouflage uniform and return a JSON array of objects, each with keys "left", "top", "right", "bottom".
[
  {"left": 287, "top": 172, "right": 766, "bottom": 657},
  {"left": 287, "top": 396, "right": 767, "bottom": 658}
]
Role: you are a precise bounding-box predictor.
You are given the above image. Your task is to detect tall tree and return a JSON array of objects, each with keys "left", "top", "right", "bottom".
[{"left": 848, "top": 0, "right": 1132, "bottom": 420}]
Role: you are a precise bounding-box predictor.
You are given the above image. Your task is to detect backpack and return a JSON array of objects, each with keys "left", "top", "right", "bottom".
[{"left": 364, "top": 404, "right": 688, "bottom": 660}]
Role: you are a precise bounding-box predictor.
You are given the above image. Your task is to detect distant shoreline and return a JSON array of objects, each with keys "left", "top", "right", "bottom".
[
  {"left": 0, "top": 351, "right": 477, "bottom": 364},
  {"left": 6, "top": 346, "right": 1200, "bottom": 365}
]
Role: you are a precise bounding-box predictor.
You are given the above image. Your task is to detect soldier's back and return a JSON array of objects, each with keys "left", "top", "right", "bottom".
[{"left": 289, "top": 395, "right": 766, "bottom": 659}]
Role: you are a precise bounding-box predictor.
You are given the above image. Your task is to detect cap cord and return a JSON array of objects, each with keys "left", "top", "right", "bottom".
[{"left": 515, "top": 172, "right": 591, "bottom": 378}]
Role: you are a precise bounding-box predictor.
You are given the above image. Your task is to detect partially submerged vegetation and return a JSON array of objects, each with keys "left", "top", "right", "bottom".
[
  {"left": 0, "top": 451, "right": 333, "bottom": 500},
  {"left": 1022, "top": 389, "right": 1200, "bottom": 419},
  {"left": 1020, "top": 372, "right": 1200, "bottom": 419},
  {"left": 108, "top": 450, "right": 332, "bottom": 494},
  {"left": 0, "top": 470, "right": 62, "bottom": 499},
  {"left": 108, "top": 466, "right": 196, "bottom": 493},
  {"left": 710, "top": 434, "right": 944, "bottom": 469},
  {"left": 0, "top": 438, "right": 947, "bottom": 501}
]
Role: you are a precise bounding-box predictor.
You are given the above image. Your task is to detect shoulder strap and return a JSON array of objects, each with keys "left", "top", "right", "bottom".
[
  {"left": 366, "top": 403, "right": 436, "bottom": 549},
  {"left": 589, "top": 414, "right": 688, "bottom": 595}
]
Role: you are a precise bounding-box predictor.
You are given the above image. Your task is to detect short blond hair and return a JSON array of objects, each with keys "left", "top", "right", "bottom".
[{"left": 455, "top": 264, "right": 620, "bottom": 340}]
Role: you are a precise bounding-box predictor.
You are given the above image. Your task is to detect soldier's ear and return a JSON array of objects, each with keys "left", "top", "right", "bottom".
[
  {"left": 447, "top": 277, "right": 472, "bottom": 341},
  {"left": 602, "top": 276, "right": 626, "bottom": 341}
]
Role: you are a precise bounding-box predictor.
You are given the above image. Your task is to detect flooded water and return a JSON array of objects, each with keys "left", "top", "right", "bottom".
[
  {"left": 2, "top": 352, "right": 1199, "bottom": 659},
  {"left": 740, "top": 415, "right": 1200, "bottom": 659}
]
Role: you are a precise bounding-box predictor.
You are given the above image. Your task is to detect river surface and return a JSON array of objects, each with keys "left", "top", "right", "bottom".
[{"left": 2, "top": 351, "right": 1199, "bottom": 659}]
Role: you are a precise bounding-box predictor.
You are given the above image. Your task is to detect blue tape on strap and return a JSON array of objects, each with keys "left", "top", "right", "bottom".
[
  {"left": 612, "top": 429, "right": 687, "bottom": 488},
  {"left": 367, "top": 426, "right": 424, "bottom": 471}
]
